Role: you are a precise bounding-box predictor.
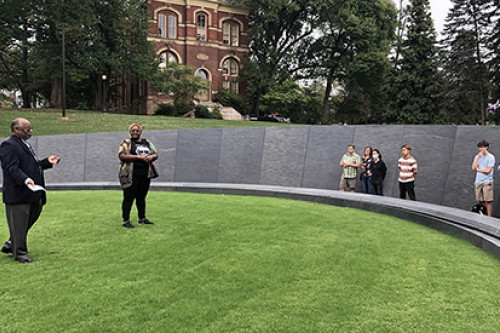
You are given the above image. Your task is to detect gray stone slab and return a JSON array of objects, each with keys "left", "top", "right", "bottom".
[
  {"left": 174, "top": 129, "right": 223, "bottom": 182},
  {"left": 443, "top": 126, "right": 500, "bottom": 214},
  {"left": 144, "top": 130, "right": 178, "bottom": 182},
  {"left": 259, "top": 127, "right": 309, "bottom": 187},
  {"left": 302, "top": 125, "right": 356, "bottom": 190},
  {"left": 353, "top": 125, "right": 405, "bottom": 196},
  {"left": 84, "top": 132, "right": 125, "bottom": 182},
  {"left": 397, "top": 125, "right": 457, "bottom": 204},
  {"left": 37, "top": 134, "right": 87, "bottom": 183},
  {"left": 217, "top": 127, "right": 265, "bottom": 184}
]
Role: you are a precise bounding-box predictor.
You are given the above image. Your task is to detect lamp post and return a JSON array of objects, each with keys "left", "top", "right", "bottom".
[
  {"left": 61, "top": 24, "right": 67, "bottom": 119},
  {"left": 102, "top": 74, "right": 107, "bottom": 113}
]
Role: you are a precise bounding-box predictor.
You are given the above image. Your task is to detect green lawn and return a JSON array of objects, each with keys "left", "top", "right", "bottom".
[
  {"left": 0, "top": 191, "right": 498, "bottom": 332},
  {"left": 0, "top": 109, "right": 293, "bottom": 137}
]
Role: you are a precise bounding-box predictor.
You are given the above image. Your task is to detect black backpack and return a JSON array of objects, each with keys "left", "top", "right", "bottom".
[{"left": 471, "top": 202, "right": 487, "bottom": 215}]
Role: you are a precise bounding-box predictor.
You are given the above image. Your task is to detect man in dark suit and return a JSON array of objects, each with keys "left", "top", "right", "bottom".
[{"left": 0, "top": 118, "right": 60, "bottom": 263}]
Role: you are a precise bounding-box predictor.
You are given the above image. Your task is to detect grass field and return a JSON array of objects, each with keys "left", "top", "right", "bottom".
[
  {"left": 0, "top": 109, "right": 293, "bottom": 137},
  {"left": 0, "top": 191, "right": 498, "bottom": 332}
]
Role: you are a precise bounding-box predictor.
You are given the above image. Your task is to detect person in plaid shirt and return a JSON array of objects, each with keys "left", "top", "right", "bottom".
[{"left": 339, "top": 145, "right": 361, "bottom": 192}]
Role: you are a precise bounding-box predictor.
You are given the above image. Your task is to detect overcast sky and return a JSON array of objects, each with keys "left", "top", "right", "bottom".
[{"left": 429, "top": 0, "right": 452, "bottom": 34}]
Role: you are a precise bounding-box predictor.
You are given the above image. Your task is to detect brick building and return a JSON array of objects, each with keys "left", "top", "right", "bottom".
[{"left": 146, "top": 0, "right": 249, "bottom": 113}]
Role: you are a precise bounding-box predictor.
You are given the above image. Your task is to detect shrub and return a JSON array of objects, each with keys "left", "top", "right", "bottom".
[
  {"left": 155, "top": 103, "right": 176, "bottom": 116},
  {"left": 212, "top": 108, "right": 223, "bottom": 120},
  {"left": 194, "top": 105, "right": 212, "bottom": 119},
  {"left": 214, "top": 88, "right": 249, "bottom": 115},
  {"left": 174, "top": 100, "right": 195, "bottom": 116}
]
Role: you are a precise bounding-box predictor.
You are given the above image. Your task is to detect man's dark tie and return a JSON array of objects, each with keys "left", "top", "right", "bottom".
[{"left": 26, "top": 142, "right": 39, "bottom": 162}]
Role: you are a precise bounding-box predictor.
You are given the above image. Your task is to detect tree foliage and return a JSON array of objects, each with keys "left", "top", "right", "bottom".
[
  {"left": 440, "top": 0, "right": 495, "bottom": 125},
  {"left": 150, "top": 62, "right": 210, "bottom": 106},
  {"left": 385, "top": 0, "right": 444, "bottom": 124},
  {"left": 0, "top": 0, "right": 157, "bottom": 110}
]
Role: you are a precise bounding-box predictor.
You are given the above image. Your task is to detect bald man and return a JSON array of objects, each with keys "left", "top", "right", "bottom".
[{"left": 0, "top": 118, "right": 60, "bottom": 263}]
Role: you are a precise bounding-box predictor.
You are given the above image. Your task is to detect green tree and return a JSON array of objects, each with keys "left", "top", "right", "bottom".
[
  {"left": 232, "top": 0, "right": 318, "bottom": 115},
  {"left": 488, "top": 2, "right": 500, "bottom": 120},
  {"left": 0, "top": 0, "right": 39, "bottom": 108},
  {"left": 387, "top": 0, "right": 443, "bottom": 124},
  {"left": 150, "top": 62, "right": 209, "bottom": 107},
  {"left": 440, "top": 0, "right": 494, "bottom": 125},
  {"left": 303, "top": 0, "right": 396, "bottom": 124},
  {"left": 0, "top": 0, "right": 156, "bottom": 111}
]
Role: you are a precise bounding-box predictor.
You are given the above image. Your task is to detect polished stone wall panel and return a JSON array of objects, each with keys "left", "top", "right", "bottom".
[
  {"left": 443, "top": 126, "right": 500, "bottom": 214},
  {"left": 259, "top": 127, "right": 309, "bottom": 187},
  {"left": 397, "top": 125, "right": 457, "bottom": 204},
  {"left": 218, "top": 128, "right": 265, "bottom": 184},
  {"left": 174, "top": 129, "right": 222, "bottom": 182},
  {"left": 353, "top": 125, "right": 404, "bottom": 196},
  {"left": 302, "top": 126, "right": 356, "bottom": 190},
  {"left": 145, "top": 130, "right": 178, "bottom": 182},
  {"left": 38, "top": 134, "right": 87, "bottom": 183}
]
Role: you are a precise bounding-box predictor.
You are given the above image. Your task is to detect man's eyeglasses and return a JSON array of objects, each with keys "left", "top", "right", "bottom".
[{"left": 17, "top": 126, "right": 34, "bottom": 131}]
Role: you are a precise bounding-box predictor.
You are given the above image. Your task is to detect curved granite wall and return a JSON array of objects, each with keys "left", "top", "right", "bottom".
[{"left": 1, "top": 125, "right": 499, "bottom": 216}]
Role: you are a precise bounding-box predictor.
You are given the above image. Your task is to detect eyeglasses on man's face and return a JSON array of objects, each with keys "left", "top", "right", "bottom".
[{"left": 17, "top": 126, "right": 34, "bottom": 132}]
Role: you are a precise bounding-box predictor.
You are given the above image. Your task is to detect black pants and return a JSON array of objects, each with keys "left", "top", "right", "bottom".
[
  {"left": 399, "top": 181, "right": 416, "bottom": 201},
  {"left": 122, "top": 176, "right": 151, "bottom": 221},
  {"left": 372, "top": 181, "right": 384, "bottom": 196},
  {"left": 5, "top": 200, "right": 43, "bottom": 259}
]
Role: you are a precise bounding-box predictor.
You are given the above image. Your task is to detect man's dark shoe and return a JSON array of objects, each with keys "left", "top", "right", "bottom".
[
  {"left": 138, "top": 218, "right": 154, "bottom": 225},
  {"left": 1, "top": 241, "right": 12, "bottom": 254},
  {"left": 15, "top": 255, "right": 33, "bottom": 263},
  {"left": 122, "top": 220, "right": 135, "bottom": 228}
]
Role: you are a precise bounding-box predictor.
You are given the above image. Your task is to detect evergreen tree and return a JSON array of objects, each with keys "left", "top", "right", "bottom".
[
  {"left": 387, "top": 0, "right": 443, "bottom": 124},
  {"left": 440, "top": 0, "right": 494, "bottom": 125},
  {"left": 488, "top": 2, "right": 500, "bottom": 108}
]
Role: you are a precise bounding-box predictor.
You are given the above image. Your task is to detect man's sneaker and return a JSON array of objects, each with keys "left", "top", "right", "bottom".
[
  {"left": 122, "top": 220, "right": 135, "bottom": 228},
  {"left": 138, "top": 218, "right": 154, "bottom": 225}
]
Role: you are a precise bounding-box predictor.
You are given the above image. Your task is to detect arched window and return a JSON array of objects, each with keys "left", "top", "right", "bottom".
[
  {"left": 159, "top": 51, "right": 178, "bottom": 68},
  {"left": 222, "top": 21, "right": 240, "bottom": 46},
  {"left": 222, "top": 58, "right": 239, "bottom": 76},
  {"left": 195, "top": 69, "right": 210, "bottom": 101},
  {"left": 195, "top": 68, "right": 209, "bottom": 80},
  {"left": 197, "top": 14, "right": 207, "bottom": 41}
]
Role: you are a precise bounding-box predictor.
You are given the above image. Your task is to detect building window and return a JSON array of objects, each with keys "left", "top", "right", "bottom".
[
  {"left": 159, "top": 13, "right": 177, "bottom": 39},
  {"left": 223, "top": 80, "right": 239, "bottom": 94},
  {"left": 158, "top": 14, "right": 166, "bottom": 38},
  {"left": 222, "top": 21, "right": 239, "bottom": 46},
  {"left": 159, "top": 51, "right": 178, "bottom": 68},
  {"left": 222, "top": 58, "right": 239, "bottom": 76},
  {"left": 195, "top": 68, "right": 209, "bottom": 80},
  {"left": 231, "top": 81, "right": 239, "bottom": 94},
  {"left": 231, "top": 23, "right": 239, "bottom": 46},
  {"left": 168, "top": 15, "right": 177, "bottom": 39},
  {"left": 197, "top": 14, "right": 207, "bottom": 41}
]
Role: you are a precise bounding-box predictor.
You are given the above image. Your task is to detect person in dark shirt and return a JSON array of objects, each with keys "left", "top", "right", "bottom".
[
  {"left": 371, "top": 149, "right": 387, "bottom": 196},
  {"left": 118, "top": 123, "right": 159, "bottom": 228}
]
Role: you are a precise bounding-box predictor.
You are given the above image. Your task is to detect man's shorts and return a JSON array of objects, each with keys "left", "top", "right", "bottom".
[
  {"left": 340, "top": 176, "right": 357, "bottom": 190},
  {"left": 475, "top": 182, "right": 494, "bottom": 202}
]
